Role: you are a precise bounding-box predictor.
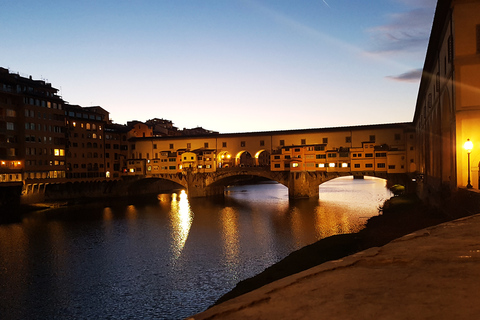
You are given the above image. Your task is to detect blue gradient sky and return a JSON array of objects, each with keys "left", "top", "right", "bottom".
[{"left": 1, "top": 0, "right": 436, "bottom": 133}]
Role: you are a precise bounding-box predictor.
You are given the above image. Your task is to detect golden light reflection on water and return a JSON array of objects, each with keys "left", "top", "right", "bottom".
[
  {"left": 103, "top": 207, "right": 113, "bottom": 221},
  {"left": 288, "top": 207, "right": 303, "bottom": 247},
  {"left": 169, "top": 190, "right": 193, "bottom": 260},
  {"left": 125, "top": 205, "right": 138, "bottom": 220},
  {"left": 313, "top": 205, "right": 354, "bottom": 239},
  {"left": 157, "top": 193, "right": 171, "bottom": 210},
  {"left": 220, "top": 207, "right": 240, "bottom": 276}
]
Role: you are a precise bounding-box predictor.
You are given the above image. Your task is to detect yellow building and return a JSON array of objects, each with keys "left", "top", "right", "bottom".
[
  {"left": 129, "top": 123, "right": 414, "bottom": 178},
  {"left": 413, "top": 0, "right": 480, "bottom": 196}
]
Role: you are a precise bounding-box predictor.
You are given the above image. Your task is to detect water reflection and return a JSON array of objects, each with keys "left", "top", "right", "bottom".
[
  {"left": 0, "top": 176, "right": 392, "bottom": 319},
  {"left": 220, "top": 207, "right": 240, "bottom": 279},
  {"left": 125, "top": 205, "right": 138, "bottom": 220},
  {"left": 103, "top": 207, "right": 113, "bottom": 221},
  {"left": 169, "top": 190, "right": 193, "bottom": 261}
]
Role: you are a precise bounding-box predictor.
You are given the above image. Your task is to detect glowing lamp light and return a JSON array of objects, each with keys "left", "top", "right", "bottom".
[
  {"left": 464, "top": 139, "right": 473, "bottom": 188},
  {"left": 464, "top": 139, "right": 473, "bottom": 153}
]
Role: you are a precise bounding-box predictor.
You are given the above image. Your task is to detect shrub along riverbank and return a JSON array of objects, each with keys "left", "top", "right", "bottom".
[{"left": 214, "top": 190, "right": 478, "bottom": 305}]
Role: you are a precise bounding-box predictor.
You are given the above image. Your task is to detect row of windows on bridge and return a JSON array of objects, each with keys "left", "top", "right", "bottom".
[
  {"left": 132, "top": 134, "right": 401, "bottom": 151},
  {"left": 274, "top": 162, "right": 401, "bottom": 169},
  {"left": 274, "top": 152, "right": 388, "bottom": 159}
]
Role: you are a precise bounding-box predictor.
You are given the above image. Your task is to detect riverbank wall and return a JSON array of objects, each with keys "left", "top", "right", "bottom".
[
  {"left": 33, "top": 178, "right": 182, "bottom": 204},
  {"left": 0, "top": 178, "right": 183, "bottom": 220}
]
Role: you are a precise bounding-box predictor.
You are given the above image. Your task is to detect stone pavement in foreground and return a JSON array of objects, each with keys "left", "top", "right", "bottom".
[{"left": 188, "top": 214, "right": 480, "bottom": 320}]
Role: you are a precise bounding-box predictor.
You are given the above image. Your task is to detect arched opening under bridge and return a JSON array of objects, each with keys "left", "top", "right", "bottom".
[{"left": 318, "top": 176, "right": 393, "bottom": 215}]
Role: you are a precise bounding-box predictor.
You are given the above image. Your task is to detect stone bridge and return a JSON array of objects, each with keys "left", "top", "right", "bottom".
[{"left": 141, "top": 167, "right": 410, "bottom": 199}]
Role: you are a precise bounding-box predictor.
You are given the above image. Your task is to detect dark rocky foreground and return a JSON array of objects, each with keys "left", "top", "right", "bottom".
[{"left": 214, "top": 190, "right": 479, "bottom": 306}]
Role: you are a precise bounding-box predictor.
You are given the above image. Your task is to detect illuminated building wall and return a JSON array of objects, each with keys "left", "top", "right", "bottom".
[
  {"left": 65, "top": 104, "right": 108, "bottom": 179},
  {"left": 129, "top": 123, "right": 414, "bottom": 175},
  {"left": 413, "top": 0, "right": 480, "bottom": 196},
  {"left": 0, "top": 67, "right": 66, "bottom": 184}
]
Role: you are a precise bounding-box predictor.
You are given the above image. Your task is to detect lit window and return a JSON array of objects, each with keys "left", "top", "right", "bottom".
[
  {"left": 292, "top": 163, "right": 299, "bottom": 168},
  {"left": 329, "top": 163, "right": 336, "bottom": 168},
  {"left": 129, "top": 168, "right": 135, "bottom": 173},
  {"left": 318, "top": 163, "right": 325, "bottom": 168},
  {"left": 342, "top": 163, "right": 348, "bottom": 168},
  {"left": 54, "top": 149, "right": 60, "bottom": 156}
]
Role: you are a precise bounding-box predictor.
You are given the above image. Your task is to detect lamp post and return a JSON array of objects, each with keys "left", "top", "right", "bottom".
[{"left": 464, "top": 139, "right": 473, "bottom": 188}]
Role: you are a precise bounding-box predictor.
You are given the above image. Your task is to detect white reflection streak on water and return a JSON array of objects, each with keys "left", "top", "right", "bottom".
[{"left": 169, "top": 190, "right": 193, "bottom": 261}]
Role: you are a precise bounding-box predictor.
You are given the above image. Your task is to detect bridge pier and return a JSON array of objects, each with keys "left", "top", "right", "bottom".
[
  {"left": 185, "top": 172, "right": 224, "bottom": 198},
  {"left": 287, "top": 172, "right": 320, "bottom": 200}
]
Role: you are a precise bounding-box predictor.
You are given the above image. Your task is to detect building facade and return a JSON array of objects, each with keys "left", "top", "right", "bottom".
[
  {"left": 127, "top": 123, "right": 416, "bottom": 177},
  {"left": 65, "top": 105, "right": 109, "bottom": 179},
  {"left": 414, "top": 0, "right": 480, "bottom": 197},
  {"left": 0, "top": 67, "right": 66, "bottom": 188}
]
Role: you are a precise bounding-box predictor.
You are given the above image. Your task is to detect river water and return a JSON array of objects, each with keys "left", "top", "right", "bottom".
[{"left": 0, "top": 176, "right": 391, "bottom": 319}]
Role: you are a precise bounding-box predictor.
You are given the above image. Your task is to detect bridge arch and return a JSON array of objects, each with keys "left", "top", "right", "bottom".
[
  {"left": 254, "top": 149, "right": 270, "bottom": 167},
  {"left": 127, "top": 177, "right": 187, "bottom": 195},
  {"left": 235, "top": 151, "right": 254, "bottom": 167},
  {"left": 217, "top": 151, "right": 233, "bottom": 168}
]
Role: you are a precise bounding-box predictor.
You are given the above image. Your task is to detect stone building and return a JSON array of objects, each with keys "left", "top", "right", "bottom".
[
  {"left": 414, "top": 0, "right": 480, "bottom": 198},
  {"left": 65, "top": 105, "right": 109, "bottom": 179},
  {"left": 0, "top": 67, "right": 66, "bottom": 189}
]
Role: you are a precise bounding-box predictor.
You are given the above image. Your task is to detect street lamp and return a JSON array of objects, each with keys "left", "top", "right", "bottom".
[{"left": 464, "top": 139, "right": 473, "bottom": 188}]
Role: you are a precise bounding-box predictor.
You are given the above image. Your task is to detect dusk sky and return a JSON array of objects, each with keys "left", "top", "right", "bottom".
[{"left": 1, "top": 0, "right": 437, "bottom": 133}]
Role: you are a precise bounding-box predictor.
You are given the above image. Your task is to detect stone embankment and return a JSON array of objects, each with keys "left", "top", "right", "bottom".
[{"left": 188, "top": 189, "right": 480, "bottom": 319}]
